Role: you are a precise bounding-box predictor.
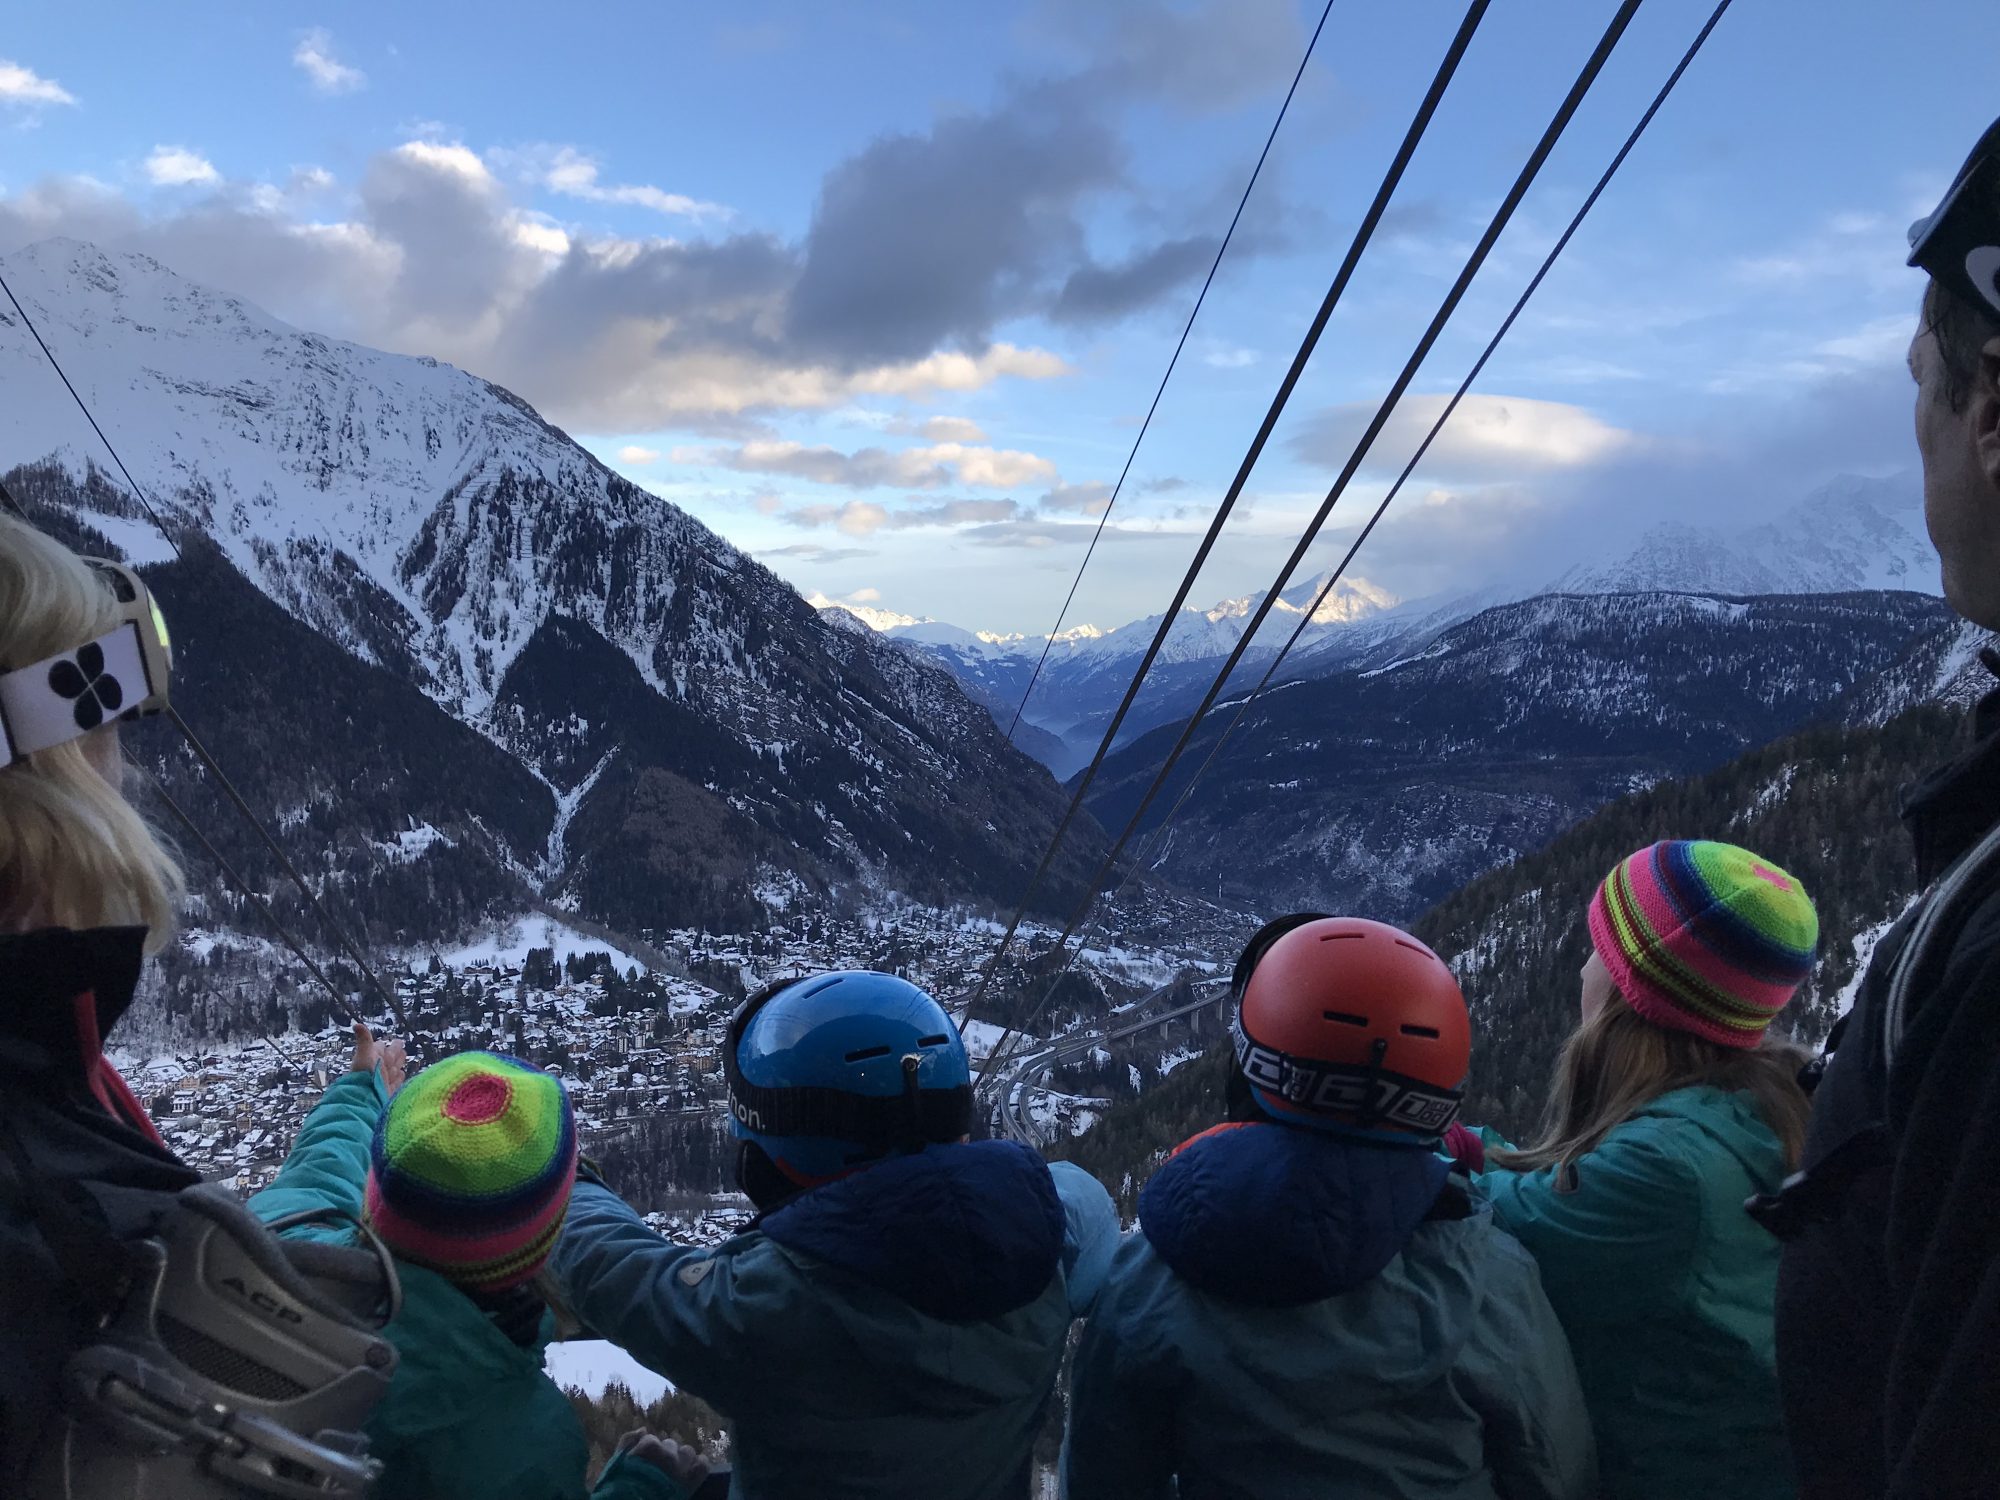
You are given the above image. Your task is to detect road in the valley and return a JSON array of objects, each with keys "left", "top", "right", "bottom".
[{"left": 991, "top": 979, "right": 1231, "bottom": 1147}]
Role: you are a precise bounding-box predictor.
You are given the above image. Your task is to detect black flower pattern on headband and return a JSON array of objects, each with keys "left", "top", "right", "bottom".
[{"left": 48, "top": 642, "right": 124, "bottom": 731}]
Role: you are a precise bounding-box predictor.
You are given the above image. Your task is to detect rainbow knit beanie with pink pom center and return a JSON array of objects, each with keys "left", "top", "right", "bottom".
[
  {"left": 1588, "top": 840, "right": 1819, "bottom": 1049},
  {"left": 364, "top": 1052, "right": 577, "bottom": 1294}
]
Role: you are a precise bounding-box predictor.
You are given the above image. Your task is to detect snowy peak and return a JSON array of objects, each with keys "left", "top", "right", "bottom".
[{"left": 1551, "top": 474, "right": 1937, "bottom": 598}]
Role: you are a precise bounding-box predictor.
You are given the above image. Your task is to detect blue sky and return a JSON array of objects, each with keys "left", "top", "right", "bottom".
[{"left": 1, "top": 1, "right": 1994, "bottom": 633}]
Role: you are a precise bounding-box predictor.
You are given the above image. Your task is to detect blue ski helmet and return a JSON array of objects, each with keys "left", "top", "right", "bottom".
[{"left": 724, "top": 970, "right": 973, "bottom": 1186}]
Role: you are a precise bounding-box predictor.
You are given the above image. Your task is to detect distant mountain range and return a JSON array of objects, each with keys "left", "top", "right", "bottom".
[
  {"left": 819, "top": 473, "right": 1942, "bottom": 774},
  {"left": 0, "top": 239, "right": 1105, "bottom": 952}
]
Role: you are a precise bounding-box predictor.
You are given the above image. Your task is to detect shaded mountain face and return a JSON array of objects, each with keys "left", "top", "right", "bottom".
[
  {"left": 1079, "top": 589, "right": 1961, "bottom": 921},
  {"left": 0, "top": 241, "right": 1101, "bottom": 941}
]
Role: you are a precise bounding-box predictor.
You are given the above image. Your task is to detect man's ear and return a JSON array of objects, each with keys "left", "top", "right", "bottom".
[{"left": 1977, "top": 335, "right": 2000, "bottom": 491}]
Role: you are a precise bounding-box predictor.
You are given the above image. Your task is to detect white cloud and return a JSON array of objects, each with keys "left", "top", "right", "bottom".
[
  {"left": 289, "top": 165, "right": 337, "bottom": 194},
  {"left": 680, "top": 439, "right": 1058, "bottom": 491},
  {"left": 144, "top": 147, "right": 220, "bottom": 188},
  {"left": 616, "top": 445, "right": 661, "bottom": 464},
  {"left": 791, "top": 500, "right": 891, "bottom": 537},
  {"left": 1204, "top": 346, "right": 1257, "bottom": 369},
  {"left": 914, "top": 415, "right": 987, "bottom": 443},
  {"left": 294, "top": 28, "right": 366, "bottom": 94},
  {"left": 392, "top": 139, "right": 493, "bottom": 187},
  {"left": 1294, "top": 394, "right": 1642, "bottom": 481},
  {"left": 0, "top": 59, "right": 75, "bottom": 108},
  {"left": 540, "top": 147, "right": 728, "bottom": 221},
  {"left": 847, "top": 586, "right": 882, "bottom": 604},
  {"left": 784, "top": 497, "right": 1022, "bottom": 534}
]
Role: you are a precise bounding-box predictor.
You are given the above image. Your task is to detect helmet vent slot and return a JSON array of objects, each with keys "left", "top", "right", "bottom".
[
  {"left": 1393, "top": 939, "right": 1431, "bottom": 954},
  {"left": 1319, "top": 932, "right": 1365, "bottom": 942},
  {"left": 917, "top": 1034, "right": 950, "bottom": 1047},
  {"left": 1322, "top": 1011, "right": 1369, "bottom": 1027},
  {"left": 844, "top": 1045, "right": 893, "bottom": 1063},
  {"left": 1400, "top": 1024, "right": 1441, "bottom": 1038}
]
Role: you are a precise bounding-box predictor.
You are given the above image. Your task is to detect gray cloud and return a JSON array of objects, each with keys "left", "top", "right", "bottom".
[
  {"left": 1036, "top": 0, "right": 1309, "bottom": 114},
  {"left": 0, "top": 0, "right": 1308, "bottom": 435},
  {"left": 1051, "top": 234, "right": 1219, "bottom": 325},
  {"left": 1039, "top": 481, "right": 1114, "bottom": 515},
  {"left": 961, "top": 517, "right": 1175, "bottom": 549},
  {"left": 759, "top": 542, "right": 877, "bottom": 562},
  {"left": 787, "top": 79, "right": 1123, "bottom": 365}
]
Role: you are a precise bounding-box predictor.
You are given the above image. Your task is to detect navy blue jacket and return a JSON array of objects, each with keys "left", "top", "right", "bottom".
[
  {"left": 1064, "top": 1122, "right": 1594, "bottom": 1500},
  {"left": 555, "top": 1140, "right": 1117, "bottom": 1500}
]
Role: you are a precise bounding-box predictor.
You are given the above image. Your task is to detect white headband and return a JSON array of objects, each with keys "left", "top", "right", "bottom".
[{"left": 0, "top": 623, "right": 155, "bottom": 767}]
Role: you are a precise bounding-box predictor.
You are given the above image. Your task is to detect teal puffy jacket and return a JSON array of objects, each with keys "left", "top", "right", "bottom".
[
  {"left": 1477, "top": 1085, "right": 1796, "bottom": 1500},
  {"left": 248, "top": 1070, "right": 674, "bottom": 1500},
  {"left": 554, "top": 1140, "right": 1119, "bottom": 1500},
  {"left": 1063, "top": 1122, "right": 1595, "bottom": 1500}
]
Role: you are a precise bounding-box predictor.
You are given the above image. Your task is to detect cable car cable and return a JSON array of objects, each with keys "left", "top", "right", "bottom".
[
  {"left": 1000, "top": 0, "right": 1340, "bottom": 748},
  {"left": 986, "top": 0, "right": 1734, "bottom": 1100},
  {"left": 960, "top": 0, "right": 1495, "bottom": 1030},
  {"left": 975, "top": 0, "right": 1651, "bottom": 1089}
]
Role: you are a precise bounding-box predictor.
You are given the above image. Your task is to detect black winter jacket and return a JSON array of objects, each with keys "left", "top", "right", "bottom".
[
  {"left": 1776, "top": 652, "right": 2000, "bottom": 1499},
  {"left": 0, "top": 926, "right": 199, "bottom": 1487}
]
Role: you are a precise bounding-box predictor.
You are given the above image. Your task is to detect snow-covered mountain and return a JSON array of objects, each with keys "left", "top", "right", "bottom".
[
  {"left": 1549, "top": 474, "right": 1938, "bottom": 597},
  {"left": 817, "top": 571, "right": 1403, "bottom": 774},
  {"left": 0, "top": 240, "right": 1104, "bottom": 940},
  {"left": 833, "top": 473, "right": 1940, "bottom": 775},
  {"left": 1084, "top": 589, "right": 1963, "bottom": 920}
]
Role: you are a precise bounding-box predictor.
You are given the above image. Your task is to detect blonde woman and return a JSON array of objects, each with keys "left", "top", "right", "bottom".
[
  {"left": 0, "top": 512, "right": 196, "bottom": 1485},
  {"left": 1462, "top": 840, "right": 1818, "bottom": 1500}
]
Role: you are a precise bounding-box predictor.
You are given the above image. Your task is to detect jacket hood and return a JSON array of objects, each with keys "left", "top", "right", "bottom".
[
  {"left": 1636, "top": 1084, "right": 1788, "bottom": 1190},
  {"left": 1139, "top": 1121, "right": 1450, "bottom": 1307},
  {"left": 0, "top": 926, "right": 146, "bottom": 1069},
  {"left": 760, "top": 1138, "right": 1064, "bottom": 1321},
  {"left": 373, "top": 1262, "right": 553, "bottom": 1431}
]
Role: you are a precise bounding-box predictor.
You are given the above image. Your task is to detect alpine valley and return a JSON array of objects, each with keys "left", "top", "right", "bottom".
[{"left": 1, "top": 238, "right": 1989, "bottom": 1198}]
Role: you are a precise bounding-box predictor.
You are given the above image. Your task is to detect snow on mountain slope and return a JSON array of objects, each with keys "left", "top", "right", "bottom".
[
  {"left": 823, "top": 473, "right": 1939, "bottom": 777},
  {"left": 0, "top": 239, "right": 710, "bottom": 718},
  {"left": 1549, "top": 473, "right": 1937, "bottom": 597},
  {"left": 0, "top": 239, "right": 1103, "bottom": 931}
]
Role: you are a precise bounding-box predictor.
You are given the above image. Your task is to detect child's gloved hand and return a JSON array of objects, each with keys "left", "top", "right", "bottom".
[
  {"left": 1442, "top": 1121, "right": 1485, "bottom": 1174},
  {"left": 608, "top": 1430, "right": 711, "bottom": 1498}
]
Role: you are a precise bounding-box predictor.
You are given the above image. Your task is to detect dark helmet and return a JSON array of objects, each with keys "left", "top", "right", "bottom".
[
  {"left": 723, "top": 970, "right": 972, "bottom": 1188},
  {"left": 1230, "top": 914, "right": 1470, "bottom": 1143},
  {"left": 1909, "top": 116, "right": 2000, "bottom": 318}
]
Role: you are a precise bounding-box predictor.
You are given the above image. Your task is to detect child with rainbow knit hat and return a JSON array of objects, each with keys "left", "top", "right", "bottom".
[
  {"left": 1458, "top": 839, "right": 1820, "bottom": 1500},
  {"left": 250, "top": 1033, "right": 703, "bottom": 1500}
]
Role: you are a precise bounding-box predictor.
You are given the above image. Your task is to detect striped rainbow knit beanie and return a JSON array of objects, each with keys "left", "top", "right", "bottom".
[
  {"left": 1588, "top": 840, "right": 1819, "bottom": 1049},
  {"left": 365, "top": 1052, "right": 578, "bottom": 1294}
]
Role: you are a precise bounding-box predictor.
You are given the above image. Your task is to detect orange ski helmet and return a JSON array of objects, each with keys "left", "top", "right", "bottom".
[{"left": 1231, "top": 914, "right": 1471, "bottom": 1139}]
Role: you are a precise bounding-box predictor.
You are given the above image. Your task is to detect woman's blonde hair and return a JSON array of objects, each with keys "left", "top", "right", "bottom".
[
  {"left": 0, "top": 514, "right": 183, "bottom": 947},
  {"left": 1490, "top": 989, "right": 1812, "bottom": 1174}
]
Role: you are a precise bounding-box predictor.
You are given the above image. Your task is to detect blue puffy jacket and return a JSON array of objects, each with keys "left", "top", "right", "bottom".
[
  {"left": 1064, "top": 1122, "right": 1595, "bottom": 1500},
  {"left": 554, "top": 1140, "right": 1118, "bottom": 1500}
]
